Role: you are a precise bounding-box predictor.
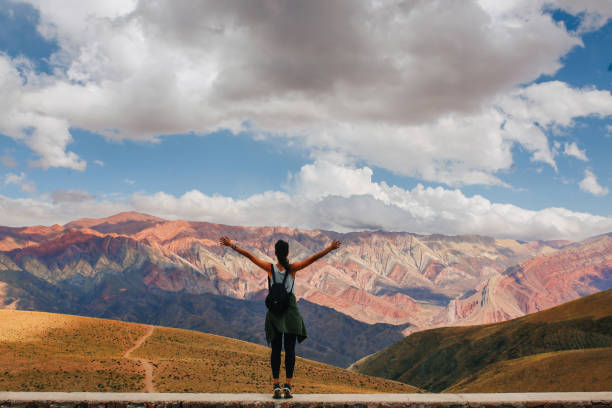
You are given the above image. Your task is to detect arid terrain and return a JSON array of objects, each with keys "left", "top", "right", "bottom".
[
  {"left": 445, "top": 348, "right": 612, "bottom": 393},
  {"left": 0, "top": 309, "right": 420, "bottom": 393}
]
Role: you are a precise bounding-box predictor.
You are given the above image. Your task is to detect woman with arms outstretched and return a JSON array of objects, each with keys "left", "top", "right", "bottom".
[{"left": 219, "top": 236, "right": 341, "bottom": 399}]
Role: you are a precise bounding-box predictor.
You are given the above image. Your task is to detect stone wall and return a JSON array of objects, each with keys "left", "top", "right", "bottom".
[{"left": 1, "top": 393, "right": 611, "bottom": 408}]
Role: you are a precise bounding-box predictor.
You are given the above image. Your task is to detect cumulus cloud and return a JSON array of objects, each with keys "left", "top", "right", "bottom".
[
  {"left": 579, "top": 169, "right": 609, "bottom": 196},
  {"left": 288, "top": 81, "right": 612, "bottom": 185},
  {"left": 501, "top": 81, "right": 612, "bottom": 127},
  {"left": 0, "top": 160, "right": 610, "bottom": 241},
  {"left": 562, "top": 142, "right": 588, "bottom": 161},
  {"left": 0, "top": 55, "right": 86, "bottom": 171},
  {"left": 2, "top": 0, "right": 611, "bottom": 186}
]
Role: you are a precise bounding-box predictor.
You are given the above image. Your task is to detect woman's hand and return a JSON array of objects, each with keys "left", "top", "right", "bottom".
[
  {"left": 219, "top": 236, "right": 269, "bottom": 271},
  {"left": 329, "top": 239, "right": 341, "bottom": 251},
  {"left": 219, "top": 236, "right": 235, "bottom": 249}
]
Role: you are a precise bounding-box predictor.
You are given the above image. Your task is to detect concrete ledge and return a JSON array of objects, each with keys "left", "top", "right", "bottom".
[{"left": 1, "top": 392, "right": 611, "bottom": 408}]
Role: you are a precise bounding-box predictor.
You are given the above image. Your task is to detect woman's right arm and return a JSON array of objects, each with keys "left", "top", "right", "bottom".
[
  {"left": 219, "top": 236, "right": 271, "bottom": 272},
  {"left": 291, "top": 240, "right": 341, "bottom": 274}
]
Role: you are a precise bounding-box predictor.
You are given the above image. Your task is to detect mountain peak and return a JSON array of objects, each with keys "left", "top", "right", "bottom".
[
  {"left": 103, "top": 211, "right": 165, "bottom": 223},
  {"left": 65, "top": 212, "right": 165, "bottom": 229}
]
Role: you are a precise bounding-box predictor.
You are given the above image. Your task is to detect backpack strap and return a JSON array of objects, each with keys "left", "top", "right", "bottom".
[
  {"left": 281, "top": 265, "right": 290, "bottom": 286},
  {"left": 268, "top": 263, "right": 275, "bottom": 289}
]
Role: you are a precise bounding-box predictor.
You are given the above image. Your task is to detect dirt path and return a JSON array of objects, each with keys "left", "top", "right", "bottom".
[{"left": 123, "top": 325, "right": 156, "bottom": 393}]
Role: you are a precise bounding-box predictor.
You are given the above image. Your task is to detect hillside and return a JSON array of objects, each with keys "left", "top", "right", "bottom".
[
  {"left": 445, "top": 348, "right": 612, "bottom": 392},
  {"left": 0, "top": 309, "right": 420, "bottom": 393},
  {"left": 352, "top": 289, "right": 612, "bottom": 392}
]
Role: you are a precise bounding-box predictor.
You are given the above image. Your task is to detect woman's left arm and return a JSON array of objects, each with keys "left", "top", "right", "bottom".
[
  {"left": 219, "top": 236, "right": 271, "bottom": 272},
  {"left": 291, "top": 240, "right": 341, "bottom": 274}
]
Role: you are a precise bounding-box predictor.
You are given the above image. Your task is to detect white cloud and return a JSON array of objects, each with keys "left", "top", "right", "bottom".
[
  {"left": 552, "top": 0, "right": 612, "bottom": 31},
  {"left": 284, "top": 81, "right": 612, "bottom": 185},
  {"left": 562, "top": 142, "right": 588, "bottom": 161},
  {"left": 93, "top": 160, "right": 104, "bottom": 166},
  {"left": 0, "top": 194, "right": 129, "bottom": 227},
  {"left": 291, "top": 160, "right": 385, "bottom": 200},
  {"left": 579, "top": 169, "right": 609, "bottom": 196},
  {"left": 497, "top": 81, "right": 612, "bottom": 168},
  {"left": 501, "top": 81, "right": 612, "bottom": 128},
  {"left": 0, "top": 160, "right": 610, "bottom": 241},
  {"left": 4, "top": 0, "right": 611, "bottom": 187},
  {"left": 122, "top": 158, "right": 612, "bottom": 241},
  {"left": 0, "top": 55, "right": 86, "bottom": 171},
  {"left": 0, "top": 1, "right": 608, "bottom": 240},
  {"left": 4, "top": 172, "right": 26, "bottom": 185},
  {"left": 3, "top": 172, "right": 35, "bottom": 193}
]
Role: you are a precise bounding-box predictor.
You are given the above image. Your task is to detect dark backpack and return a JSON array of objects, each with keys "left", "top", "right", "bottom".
[{"left": 265, "top": 263, "right": 292, "bottom": 314}]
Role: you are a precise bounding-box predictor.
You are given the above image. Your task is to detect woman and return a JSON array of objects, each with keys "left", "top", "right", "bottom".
[{"left": 219, "top": 236, "right": 341, "bottom": 398}]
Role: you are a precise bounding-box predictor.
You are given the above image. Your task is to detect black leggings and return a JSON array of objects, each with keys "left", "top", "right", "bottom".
[{"left": 270, "top": 333, "right": 297, "bottom": 379}]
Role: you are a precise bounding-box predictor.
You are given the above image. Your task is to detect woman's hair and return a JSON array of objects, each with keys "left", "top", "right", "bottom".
[{"left": 275, "top": 239, "right": 290, "bottom": 273}]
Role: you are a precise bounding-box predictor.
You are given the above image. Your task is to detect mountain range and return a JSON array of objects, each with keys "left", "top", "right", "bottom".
[{"left": 0, "top": 211, "right": 610, "bottom": 367}]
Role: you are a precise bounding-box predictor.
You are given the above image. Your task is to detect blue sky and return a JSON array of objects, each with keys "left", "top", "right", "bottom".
[{"left": 0, "top": 0, "right": 611, "bottom": 241}]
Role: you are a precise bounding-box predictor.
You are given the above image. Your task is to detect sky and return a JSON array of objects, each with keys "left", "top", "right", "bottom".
[{"left": 0, "top": 0, "right": 611, "bottom": 241}]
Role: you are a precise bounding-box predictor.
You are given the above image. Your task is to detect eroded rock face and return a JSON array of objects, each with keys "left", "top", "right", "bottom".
[
  {"left": 448, "top": 235, "right": 612, "bottom": 326},
  {"left": 1, "top": 211, "right": 610, "bottom": 333}
]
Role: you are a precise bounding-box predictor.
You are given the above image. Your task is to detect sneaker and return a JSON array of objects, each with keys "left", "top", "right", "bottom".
[
  {"left": 273, "top": 383, "right": 282, "bottom": 399},
  {"left": 283, "top": 383, "right": 293, "bottom": 399}
]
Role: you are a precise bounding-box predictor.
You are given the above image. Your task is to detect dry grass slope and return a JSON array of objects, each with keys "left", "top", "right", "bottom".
[
  {"left": 0, "top": 310, "right": 146, "bottom": 391},
  {"left": 131, "top": 326, "right": 419, "bottom": 393},
  {"left": 445, "top": 347, "right": 612, "bottom": 392},
  {"left": 0, "top": 310, "right": 420, "bottom": 393}
]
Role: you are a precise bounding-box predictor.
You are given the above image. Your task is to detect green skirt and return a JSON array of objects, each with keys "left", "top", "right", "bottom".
[{"left": 265, "top": 293, "right": 307, "bottom": 345}]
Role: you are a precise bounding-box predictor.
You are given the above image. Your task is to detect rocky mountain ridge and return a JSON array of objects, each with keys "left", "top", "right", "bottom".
[{"left": 448, "top": 233, "right": 612, "bottom": 326}]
